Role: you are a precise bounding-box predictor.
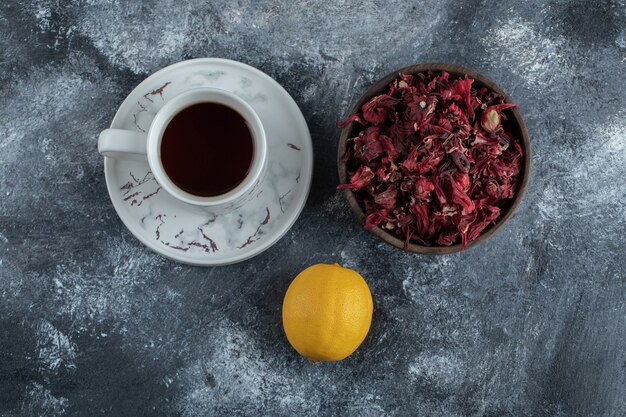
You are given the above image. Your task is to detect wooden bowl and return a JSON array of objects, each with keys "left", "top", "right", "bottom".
[{"left": 337, "top": 63, "right": 531, "bottom": 255}]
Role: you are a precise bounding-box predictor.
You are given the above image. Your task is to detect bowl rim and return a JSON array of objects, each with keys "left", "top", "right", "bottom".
[{"left": 337, "top": 63, "right": 531, "bottom": 255}]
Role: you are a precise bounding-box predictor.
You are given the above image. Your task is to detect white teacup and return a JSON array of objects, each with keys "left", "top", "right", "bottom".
[{"left": 98, "top": 88, "right": 267, "bottom": 211}]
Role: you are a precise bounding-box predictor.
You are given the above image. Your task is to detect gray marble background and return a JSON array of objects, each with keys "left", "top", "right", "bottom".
[{"left": 1, "top": 1, "right": 625, "bottom": 416}]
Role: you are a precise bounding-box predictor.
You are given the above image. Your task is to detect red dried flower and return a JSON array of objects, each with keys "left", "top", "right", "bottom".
[
  {"left": 337, "top": 165, "right": 375, "bottom": 190},
  {"left": 480, "top": 103, "right": 518, "bottom": 133},
  {"left": 339, "top": 71, "right": 522, "bottom": 249},
  {"left": 362, "top": 94, "right": 400, "bottom": 124}
]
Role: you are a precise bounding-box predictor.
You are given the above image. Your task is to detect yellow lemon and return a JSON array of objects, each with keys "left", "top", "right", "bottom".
[{"left": 282, "top": 263, "right": 373, "bottom": 362}]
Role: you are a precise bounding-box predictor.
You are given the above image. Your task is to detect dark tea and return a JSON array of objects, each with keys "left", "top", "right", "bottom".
[{"left": 160, "top": 102, "right": 254, "bottom": 197}]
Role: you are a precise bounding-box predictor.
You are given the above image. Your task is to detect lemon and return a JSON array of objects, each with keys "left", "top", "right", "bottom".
[{"left": 282, "top": 263, "right": 373, "bottom": 362}]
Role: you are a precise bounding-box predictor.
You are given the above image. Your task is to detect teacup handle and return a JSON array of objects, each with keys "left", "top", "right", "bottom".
[{"left": 98, "top": 129, "right": 148, "bottom": 161}]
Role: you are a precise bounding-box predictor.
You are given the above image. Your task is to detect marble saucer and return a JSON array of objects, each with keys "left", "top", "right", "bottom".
[{"left": 103, "top": 58, "right": 313, "bottom": 266}]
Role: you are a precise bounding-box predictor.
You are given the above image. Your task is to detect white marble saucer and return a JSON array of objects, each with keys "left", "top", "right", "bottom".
[{"left": 103, "top": 58, "right": 313, "bottom": 265}]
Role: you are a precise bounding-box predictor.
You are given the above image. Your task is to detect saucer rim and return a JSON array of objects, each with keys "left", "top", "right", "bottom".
[{"left": 103, "top": 58, "right": 313, "bottom": 266}]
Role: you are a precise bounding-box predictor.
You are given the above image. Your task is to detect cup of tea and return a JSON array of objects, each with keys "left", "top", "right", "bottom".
[{"left": 98, "top": 88, "right": 267, "bottom": 211}]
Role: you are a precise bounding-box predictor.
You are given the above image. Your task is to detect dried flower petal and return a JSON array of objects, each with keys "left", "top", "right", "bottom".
[
  {"left": 480, "top": 103, "right": 518, "bottom": 133},
  {"left": 373, "top": 185, "right": 397, "bottom": 209},
  {"left": 414, "top": 178, "right": 435, "bottom": 201},
  {"left": 445, "top": 173, "right": 475, "bottom": 215},
  {"left": 338, "top": 165, "right": 375, "bottom": 190},
  {"left": 354, "top": 127, "right": 383, "bottom": 162},
  {"left": 362, "top": 94, "right": 400, "bottom": 124},
  {"left": 379, "top": 134, "right": 399, "bottom": 161},
  {"left": 411, "top": 203, "right": 430, "bottom": 236},
  {"left": 364, "top": 209, "right": 393, "bottom": 229}
]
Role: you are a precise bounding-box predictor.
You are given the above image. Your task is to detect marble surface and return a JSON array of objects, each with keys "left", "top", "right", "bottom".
[{"left": 1, "top": 1, "right": 625, "bottom": 416}]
